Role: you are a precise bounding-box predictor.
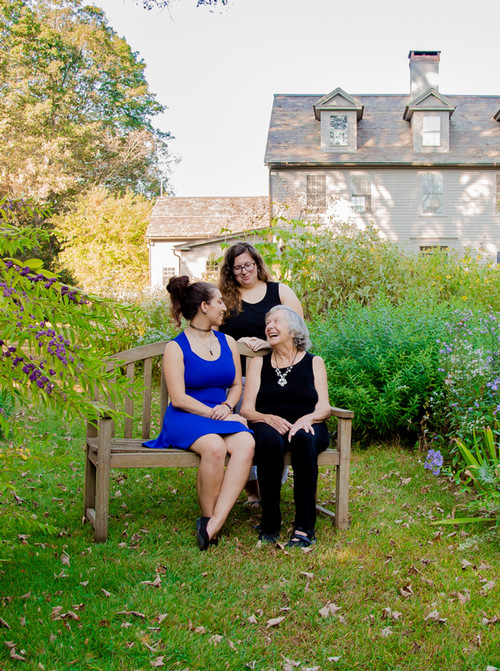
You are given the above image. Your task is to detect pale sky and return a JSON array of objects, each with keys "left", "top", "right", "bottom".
[{"left": 92, "top": 0, "right": 500, "bottom": 197}]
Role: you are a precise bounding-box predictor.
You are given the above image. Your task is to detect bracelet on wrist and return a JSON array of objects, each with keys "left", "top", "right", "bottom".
[{"left": 222, "top": 401, "right": 233, "bottom": 412}]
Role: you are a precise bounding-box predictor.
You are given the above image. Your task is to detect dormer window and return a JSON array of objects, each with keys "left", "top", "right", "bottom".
[
  {"left": 330, "top": 115, "right": 348, "bottom": 146},
  {"left": 403, "top": 89, "right": 455, "bottom": 154},
  {"left": 313, "top": 88, "right": 363, "bottom": 153},
  {"left": 422, "top": 116, "right": 441, "bottom": 146}
]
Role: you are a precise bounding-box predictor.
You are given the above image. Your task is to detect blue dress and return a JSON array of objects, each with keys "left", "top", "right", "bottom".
[{"left": 143, "top": 330, "right": 252, "bottom": 450}]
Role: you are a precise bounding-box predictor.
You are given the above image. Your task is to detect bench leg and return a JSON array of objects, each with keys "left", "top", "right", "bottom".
[
  {"left": 335, "top": 418, "right": 352, "bottom": 529},
  {"left": 94, "top": 418, "right": 113, "bottom": 542},
  {"left": 84, "top": 443, "right": 96, "bottom": 520}
]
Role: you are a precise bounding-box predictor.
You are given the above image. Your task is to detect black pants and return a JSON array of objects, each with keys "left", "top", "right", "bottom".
[{"left": 252, "top": 422, "right": 329, "bottom": 535}]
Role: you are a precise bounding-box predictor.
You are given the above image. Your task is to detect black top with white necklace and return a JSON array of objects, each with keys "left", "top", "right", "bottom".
[{"left": 255, "top": 352, "right": 318, "bottom": 424}]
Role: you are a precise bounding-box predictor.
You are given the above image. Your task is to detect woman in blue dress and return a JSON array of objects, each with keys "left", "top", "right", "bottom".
[{"left": 144, "top": 276, "right": 255, "bottom": 550}]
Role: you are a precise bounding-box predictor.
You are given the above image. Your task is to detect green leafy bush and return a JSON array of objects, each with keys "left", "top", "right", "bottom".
[
  {"left": 257, "top": 217, "right": 500, "bottom": 316},
  {"left": 310, "top": 299, "right": 454, "bottom": 440},
  {"left": 425, "top": 309, "right": 500, "bottom": 458}
]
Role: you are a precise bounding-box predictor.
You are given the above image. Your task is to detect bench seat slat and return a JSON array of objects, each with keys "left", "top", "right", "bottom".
[{"left": 87, "top": 437, "right": 340, "bottom": 468}]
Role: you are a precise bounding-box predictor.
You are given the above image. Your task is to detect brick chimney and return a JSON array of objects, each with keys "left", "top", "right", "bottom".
[{"left": 408, "top": 50, "right": 441, "bottom": 98}]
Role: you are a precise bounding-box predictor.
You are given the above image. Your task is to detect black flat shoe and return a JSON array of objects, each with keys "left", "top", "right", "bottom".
[
  {"left": 285, "top": 530, "right": 316, "bottom": 548},
  {"left": 196, "top": 517, "right": 210, "bottom": 551}
]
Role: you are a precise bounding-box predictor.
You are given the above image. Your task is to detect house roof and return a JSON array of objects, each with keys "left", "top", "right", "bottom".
[
  {"left": 147, "top": 196, "right": 269, "bottom": 240},
  {"left": 265, "top": 93, "right": 500, "bottom": 166}
]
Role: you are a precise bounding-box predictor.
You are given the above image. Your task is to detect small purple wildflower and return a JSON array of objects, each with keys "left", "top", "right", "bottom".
[{"left": 424, "top": 448, "right": 444, "bottom": 476}]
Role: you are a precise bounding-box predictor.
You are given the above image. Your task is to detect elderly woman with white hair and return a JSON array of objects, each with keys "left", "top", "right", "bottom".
[{"left": 240, "top": 306, "right": 331, "bottom": 547}]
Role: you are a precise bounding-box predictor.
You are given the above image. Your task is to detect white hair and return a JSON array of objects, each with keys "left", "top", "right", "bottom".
[{"left": 266, "top": 305, "right": 311, "bottom": 351}]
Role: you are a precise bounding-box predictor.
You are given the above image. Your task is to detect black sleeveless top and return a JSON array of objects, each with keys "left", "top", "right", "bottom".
[
  {"left": 255, "top": 352, "right": 318, "bottom": 424},
  {"left": 220, "top": 281, "right": 281, "bottom": 342}
]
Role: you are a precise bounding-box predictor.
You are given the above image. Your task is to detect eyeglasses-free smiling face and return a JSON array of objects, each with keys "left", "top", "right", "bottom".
[
  {"left": 203, "top": 290, "right": 227, "bottom": 325},
  {"left": 232, "top": 252, "right": 257, "bottom": 286},
  {"left": 265, "top": 310, "right": 291, "bottom": 346}
]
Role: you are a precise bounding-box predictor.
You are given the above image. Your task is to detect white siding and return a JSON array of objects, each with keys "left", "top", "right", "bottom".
[
  {"left": 149, "top": 241, "right": 180, "bottom": 289},
  {"left": 270, "top": 168, "right": 500, "bottom": 260}
]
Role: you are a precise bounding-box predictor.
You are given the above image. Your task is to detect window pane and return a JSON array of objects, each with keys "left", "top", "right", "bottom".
[
  {"left": 422, "top": 116, "right": 441, "bottom": 147},
  {"left": 423, "top": 174, "right": 443, "bottom": 214},
  {"left": 423, "top": 116, "right": 440, "bottom": 131},
  {"left": 351, "top": 175, "right": 372, "bottom": 213},
  {"left": 329, "top": 115, "right": 348, "bottom": 146},
  {"left": 306, "top": 174, "right": 326, "bottom": 211}
]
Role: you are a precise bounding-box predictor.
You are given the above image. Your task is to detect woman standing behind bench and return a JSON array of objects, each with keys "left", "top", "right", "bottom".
[
  {"left": 143, "top": 276, "right": 254, "bottom": 550},
  {"left": 218, "top": 241, "right": 303, "bottom": 506}
]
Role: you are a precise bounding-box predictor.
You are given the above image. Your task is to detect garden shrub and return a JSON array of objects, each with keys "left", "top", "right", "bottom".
[
  {"left": 310, "top": 299, "right": 455, "bottom": 441},
  {"left": 427, "top": 309, "right": 500, "bottom": 452},
  {"left": 258, "top": 217, "right": 500, "bottom": 316}
]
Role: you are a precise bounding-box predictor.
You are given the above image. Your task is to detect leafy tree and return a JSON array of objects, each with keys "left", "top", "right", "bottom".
[
  {"left": 0, "top": 0, "right": 171, "bottom": 202},
  {"left": 52, "top": 187, "right": 152, "bottom": 292},
  {"left": 0, "top": 196, "right": 134, "bottom": 439}
]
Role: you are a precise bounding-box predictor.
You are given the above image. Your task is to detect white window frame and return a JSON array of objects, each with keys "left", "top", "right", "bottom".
[
  {"left": 422, "top": 116, "right": 441, "bottom": 147},
  {"left": 351, "top": 175, "right": 372, "bottom": 214},
  {"left": 422, "top": 173, "right": 444, "bottom": 215},
  {"left": 306, "top": 174, "right": 326, "bottom": 211},
  {"left": 329, "top": 114, "right": 348, "bottom": 146},
  {"left": 162, "top": 267, "right": 176, "bottom": 286}
]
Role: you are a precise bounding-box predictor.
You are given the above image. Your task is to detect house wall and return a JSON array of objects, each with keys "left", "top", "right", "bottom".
[
  {"left": 149, "top": 241, "right": 181, "bottom": 288},
  {"left": 179, "top": 240, "right": 224, "bottom": 280},
  {"left": 270, "top": 167, "right": 500, "bottom": 259}
]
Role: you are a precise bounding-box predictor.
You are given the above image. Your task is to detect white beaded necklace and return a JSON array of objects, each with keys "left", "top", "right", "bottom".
[{"left": 273, "top": 350, "right": 298, "bottom": 387}]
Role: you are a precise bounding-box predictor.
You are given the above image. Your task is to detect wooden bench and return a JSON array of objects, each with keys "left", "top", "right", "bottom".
[{"left": 84, "top": 341, "right": 354, "bottom": 542}]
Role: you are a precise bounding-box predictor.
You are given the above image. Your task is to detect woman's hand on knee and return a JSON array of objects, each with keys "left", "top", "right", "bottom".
[
  {"left": 263, "top": 414, "right": 292, "bottom": 435},
  {"left": 289, "top": 418, "right": 315, "bottom": 440}
]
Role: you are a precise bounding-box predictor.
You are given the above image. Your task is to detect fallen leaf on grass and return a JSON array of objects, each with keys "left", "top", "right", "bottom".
[
  {"left": 141, "top": 575, "right": 162, "bottom": 588},
  {"left": 247, "top": 614, "right": 258, "bottom": 624},
  {"left": 424, "top": 610, "right": 447, "bottom": 623},
  {"left": 209, "top": 634, "right": 223, "bottom": 645},
  {"left": 150, "top": 656, "right": 164, "bottom": 667},
  {"left": 61, "top": 551, "right": 70, "bottom": 566},
  {"left": 0, "top": 617, "right": 10, "bottom": 629},
  {"left": 381, "top": 607, "right": 402, "bottom": 621},
  {"left": 327, "top": 657, "right": 341, "bottom": 662},
  {"left": 399, "top": 580, "right": 413, "bottom": 598},
  {"left": 319, "top": 602, "right": 341, "bottom": 618},
  {"left": 101, "top": 589, "right": 111, "bottom": 598},
  {"left": 266, "top": 616, "right": 285, "bottom": 628},
  {"left": 380, "top": 626, "right": 393, "bottom": 637},
  {"left": 460, "top": 559, "right": 475, "bottom": 570},
  {"left": 480, "top": 581, "right": 495, "bottom": 595},
  {"left": 481, "top": 615, "right": 498, "bottom": 625},
  {"left": 117, "top": 611, "right": 145, "bottom": 619}
]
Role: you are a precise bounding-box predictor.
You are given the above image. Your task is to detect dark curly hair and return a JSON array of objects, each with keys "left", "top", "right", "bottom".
[
  {"left": 166, "top": 275, "right": 217, "bottom": 326},
  {"left": 218, "top": 242, "right": 272, "bottom": 316}
]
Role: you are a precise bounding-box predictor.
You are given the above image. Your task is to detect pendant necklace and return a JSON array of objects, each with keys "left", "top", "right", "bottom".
[
  {"left": 189, "top": 327, "right": 215, "bottom": 356},
  {"left": 273, "top": 350, "right": 297, "bottom": 387}
]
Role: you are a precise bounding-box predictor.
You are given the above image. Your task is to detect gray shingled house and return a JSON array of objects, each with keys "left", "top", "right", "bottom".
[
  {"left": 265, "top": 51, "right": 500, "bottom": 259},
  {"left": 146, "top": 196, "right": 269, "bottom": 287}
]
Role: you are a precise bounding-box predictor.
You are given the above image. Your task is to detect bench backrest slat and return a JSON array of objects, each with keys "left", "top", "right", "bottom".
[
  {"left": 142, "top": 356, "right": 153, "bottom": 439},
  {"left": 123, "top": 362, "right": 136, "bottom": 438}
]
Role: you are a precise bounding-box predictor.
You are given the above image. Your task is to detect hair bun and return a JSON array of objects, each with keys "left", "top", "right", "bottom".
[{"left": 166, "top": 275, "right": 190, "bottom": 296}]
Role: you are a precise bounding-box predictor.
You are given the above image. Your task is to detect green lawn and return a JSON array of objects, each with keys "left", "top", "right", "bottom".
[{"left": 1, "top": 411, "right": 499, "bottom": 671}]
